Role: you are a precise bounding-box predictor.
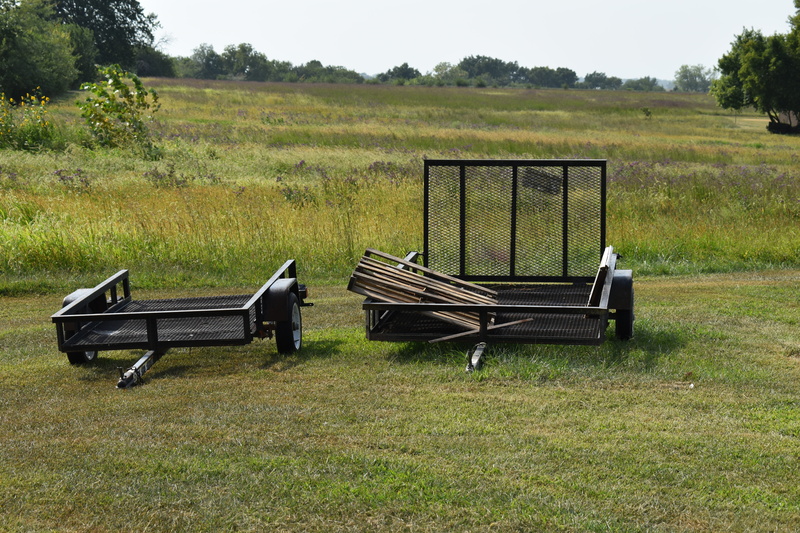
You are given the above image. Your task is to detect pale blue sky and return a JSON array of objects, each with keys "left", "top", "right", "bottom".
[{"left": 137, "top": 0, "right": 795, "bottom": 80}]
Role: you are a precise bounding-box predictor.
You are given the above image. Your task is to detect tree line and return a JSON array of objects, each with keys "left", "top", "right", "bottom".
[
  {"left": 1, "top": 0, "right": 695, "bottom": 99},
  {"left": 166, "top": 47, "right": 674, "bottom": 92},
  {"left": 6, "top": 0, "right": 785, "bottom": 116}
]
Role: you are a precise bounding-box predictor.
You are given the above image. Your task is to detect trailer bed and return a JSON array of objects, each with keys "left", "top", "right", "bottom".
[
  {"left": 60, "top": 294, "right": 257, "bottom": 351},
  {"left": 52, "top": 259, "right": 310, "bottom": 387},
  {"left": 365, "top": 284, "right": 605, "bottom": 345},
  {"left": 350, "top": 159, "right": 634, "bottom": 368}
]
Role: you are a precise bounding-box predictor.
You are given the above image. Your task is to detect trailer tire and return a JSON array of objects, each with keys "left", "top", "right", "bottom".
[
  {"left": 67, "top": 350, "right": 98, "bottom": 364},
  {"left": 276, "top": 293, "right": 302, "bottom": 354},
  {"left": 615, "top": 310, "right": 634, "bottom": 340}
]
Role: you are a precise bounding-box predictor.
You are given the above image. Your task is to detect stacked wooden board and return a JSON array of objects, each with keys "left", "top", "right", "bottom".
[{"left": 348, "top": 249, "right": 497, "bottom": 330}]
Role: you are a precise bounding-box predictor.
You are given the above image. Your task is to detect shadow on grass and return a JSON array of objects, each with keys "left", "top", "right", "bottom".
[
  {"left": 259, "top": 338, "right": 346, "bottom": 372},
  {"left": 381, "top": 318, "right": 688, "bottom": 375},
  {"left": 75, "top": 337, "right": 351, "bottom": 386}
]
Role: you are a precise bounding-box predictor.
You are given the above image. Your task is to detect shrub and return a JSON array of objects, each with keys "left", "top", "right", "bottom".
[
  {"left": 0, "top": 91, "right": 57, "bottom": 150},
  {"left": 76, "top": 65, "right": 160, "bottom": 155}
]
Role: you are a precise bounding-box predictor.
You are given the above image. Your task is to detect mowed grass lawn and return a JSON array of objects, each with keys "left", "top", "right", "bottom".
[{"left": 1, "top": 270, "right": 799, "bottom": 531}]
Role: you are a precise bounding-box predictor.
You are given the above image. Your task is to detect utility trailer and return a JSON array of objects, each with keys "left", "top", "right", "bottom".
[
  {"left": 348, "top": 159, "right": 633, "bottom": 370},
  {"left": 52, "top": 260, "right": 310, "bottom": 388}
]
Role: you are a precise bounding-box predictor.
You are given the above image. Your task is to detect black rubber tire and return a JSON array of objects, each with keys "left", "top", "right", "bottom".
[
  {"left": 66, "top": 350, "right": 98, "bottom": 365},
  {"left": 615, "top": 310, "right": 634, "bottom": 340},
  {"left": 275, "top": 293, "right": 302, "bottom": 354}
]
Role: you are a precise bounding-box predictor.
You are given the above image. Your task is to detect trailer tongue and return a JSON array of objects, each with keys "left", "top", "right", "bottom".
[{"left": 52, "top": 260, "right": 311, "bottom": 388}]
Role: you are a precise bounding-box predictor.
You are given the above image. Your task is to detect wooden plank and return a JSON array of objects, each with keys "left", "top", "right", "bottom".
[
  {"left": 356, "top": 260, "right": 496, "bottom": 303},
  {"left": 349, "top": 278, "right": 485, "bottom": 326},
  {"left": 355, "top": 260, "right": 496, "bottom": 305},
  {"left": 357, "top": 256, "right": 497, "bottom": 304},
  {"left": 364, "top": 249, "right": 498, "bottom": 297},
  {"left": 350, "top": 286, "right": 480, "bottom": 329},
  {"left": 349, "top": 248, "right": 506, "bottom": 332},
  {"left": 350, "top": 278, "right": 487, "bottom": 328}
]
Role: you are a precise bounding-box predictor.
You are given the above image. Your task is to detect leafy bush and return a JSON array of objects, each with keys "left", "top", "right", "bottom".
[
  {"left": 76, "top": 65, "right": 160, "bottom": 155},
  {"left": 0, "top": 91, "right": 57, "bottom": 150}
]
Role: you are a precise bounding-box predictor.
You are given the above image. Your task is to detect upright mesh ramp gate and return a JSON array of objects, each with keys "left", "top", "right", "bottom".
[{"left": 424, "top": 159, "right": 606, "bottom": 282}]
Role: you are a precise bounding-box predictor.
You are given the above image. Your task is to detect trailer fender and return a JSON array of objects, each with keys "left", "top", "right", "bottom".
[
  {"left": 263, "top": 278, "right": 298, "bottom": 322},
  {"left": 61, "top": 288, "right": 104, "bottom": 364},
  {"left": 63, "top": 288, "right": 91, "bottom": 308},
  {"left": 608, "top": 270, "right": 633, "bottom": 311},
  {"left": 63, "top": 288, "right": 109, "bottom": 314}
]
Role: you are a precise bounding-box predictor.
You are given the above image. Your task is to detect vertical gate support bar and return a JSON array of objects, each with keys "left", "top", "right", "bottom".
[
  {"left": 509, "top": 165, "right": 518, "bottom": 277},
  {"left": 459, "top": 164, "right": 467, "bottom": 278},
  {"left": 562, "top": 165, "right": 569, "bottom": 278}
]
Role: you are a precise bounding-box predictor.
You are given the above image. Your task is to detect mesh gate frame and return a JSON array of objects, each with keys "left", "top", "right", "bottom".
[{"left": 423, "top": 159, "right": 607, "bottom": 283}]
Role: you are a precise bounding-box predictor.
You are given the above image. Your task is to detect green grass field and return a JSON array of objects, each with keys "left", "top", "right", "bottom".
[{"left": 1, "top": 80, "right": 799, "bottom": 531}]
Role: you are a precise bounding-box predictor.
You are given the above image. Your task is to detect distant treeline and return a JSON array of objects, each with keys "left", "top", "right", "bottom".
[
  {"left": 138, "top": 44, "right": 666, "bottom": 91},
  {"left": 0, "top": 0, "right": 692, "bottom": 101},
  {"left": 0, "top": 0, "right": 664, "bottom": 99}
]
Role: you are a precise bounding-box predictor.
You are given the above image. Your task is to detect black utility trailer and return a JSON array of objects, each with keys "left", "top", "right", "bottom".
[
  {"left": 52, "top": 260, "right": 310, "bottom": 388},
  {"left": 349, "top": 159, "right": 633, "bottom": 370}
]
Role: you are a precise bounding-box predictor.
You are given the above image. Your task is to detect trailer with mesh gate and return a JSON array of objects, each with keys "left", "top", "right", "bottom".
[
  {"left": 350, "top": 159, "right": 633, "bottom": 370},
  {"left": 51, "top": 260, "right": 311, "bottom": 388}
]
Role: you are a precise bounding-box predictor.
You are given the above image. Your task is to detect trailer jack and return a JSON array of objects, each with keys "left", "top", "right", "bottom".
[
  {"left": 465, "top": 342, "right": 487, "bottom": 372},
  {"left": 117, "top": 350, "right": 165, "bottom": 389}
]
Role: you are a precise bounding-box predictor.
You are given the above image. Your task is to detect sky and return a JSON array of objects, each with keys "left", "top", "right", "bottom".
[{"left": 136, "top": 0, "right": 796, "bottom": 80}]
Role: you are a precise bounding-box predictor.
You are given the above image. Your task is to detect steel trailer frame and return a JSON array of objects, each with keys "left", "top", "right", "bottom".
[
  {"left": 52, "top": 260, "right": 310, "bottom": 387},
  {"left": 354, "top": 159, "right": 634, "bottom": 368}
]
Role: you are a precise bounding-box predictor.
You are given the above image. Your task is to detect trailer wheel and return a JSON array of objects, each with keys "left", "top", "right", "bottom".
[
  {"left": 67, "top": 350, "right": 98, "bottom": 364},
  {"left": 276, "top": 293, "right": 302, "bottom": 354},
  {"left": 610, "top": 270, "right": 634, "bottom": 341},
  {"left": 615, "top": 310, "right": 633, "bottom": 340}
]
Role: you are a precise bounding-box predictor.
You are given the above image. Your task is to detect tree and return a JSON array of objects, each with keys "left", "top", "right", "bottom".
[
  {"left": 64, "top": 23, "right": 98, "bottom": 85},
  {"left": 431, "top": 62, "right": 468, "bottom": 86},
  {"left": 0, "top": 0, "right": 78, "bottom": 97},
  {"left": 378, "top": 62, "right": 421, "bottom": 83},
  {"left": 190, "top": 43, "right": 224, "bottom": 79},
  {"left": 55, "top": 0, "right": 159, "bottom": 70},
  {"left": 221, "top": 43, "right": 269, "bottom": 81},
  {"left": 674, "top": 64, "right": 714, "bottom": 92},
  {"left": 135, "top": 46, "right": 175, "bottom": 78},
  {"left": 621, "top": 76, "right": 665, "bottom": 92},
  {"left": 555, "top": 67, "right": 578, "bottom": 88},
  {"left": 77, "top": 64, "right": 159, "bottom": 152},
  {"left": 458, "top": 55, "right": 517, "bottom": 86},
  {"left": 582, "top": 71, "right": 622, "bottom": 90},
  {"left": 517, "top": 66, "right": 577, "bottom": 88},
  {"left": 520, "top": 66, "right": 556, "bottom": 87},
  {"left": 711, "top": 5, "right": 800, "bottom": 133},
  {"left": 710, "top": 29, "right": 758, "bottom": 113}
]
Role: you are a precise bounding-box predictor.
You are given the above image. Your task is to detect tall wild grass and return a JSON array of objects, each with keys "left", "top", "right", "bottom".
[{"left": 0, "top": 80, "right": 798, "bottom": 292}]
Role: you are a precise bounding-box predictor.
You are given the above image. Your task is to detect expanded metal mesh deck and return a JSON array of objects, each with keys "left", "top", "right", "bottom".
[
  {"left": 63, "top": 295, "right": 255, "bottom": 350},
  {"left": 368, "top": 284, "right": 605, "bottom": 345}
]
